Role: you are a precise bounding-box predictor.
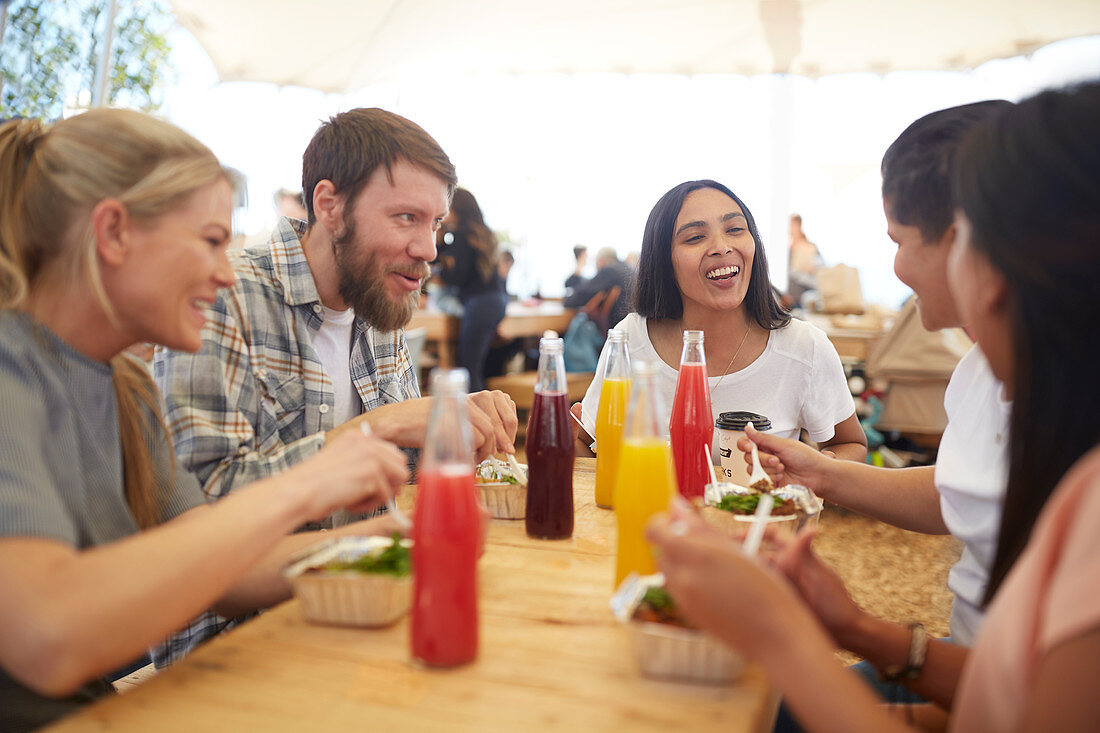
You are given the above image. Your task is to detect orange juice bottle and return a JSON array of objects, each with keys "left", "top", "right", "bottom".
[
  {"left": 594, "top": 330, "right": 631, "bottom": 508},
  {"left": 614, "top": 360, "right": 675, "bottom": 587}
]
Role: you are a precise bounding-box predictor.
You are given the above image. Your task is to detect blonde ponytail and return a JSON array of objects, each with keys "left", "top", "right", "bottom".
[
  {"left": 0, "top": 118, "right": 49, "bottom": 308},
  {"left": 111, "top": 355, "right": 166, "bottom": 528},
  {"left": 1, "top": 109, "right": 224, "bottom": 527}
]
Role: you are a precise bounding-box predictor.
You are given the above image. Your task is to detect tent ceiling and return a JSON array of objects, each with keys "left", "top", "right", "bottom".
[{"left": 168, "top": 0, "right": 1100, "bottom": 93}]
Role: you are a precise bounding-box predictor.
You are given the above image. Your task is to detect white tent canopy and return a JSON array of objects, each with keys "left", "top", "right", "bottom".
[{"left": 168, "top": 0, "right": 1100, "bottom": 92}]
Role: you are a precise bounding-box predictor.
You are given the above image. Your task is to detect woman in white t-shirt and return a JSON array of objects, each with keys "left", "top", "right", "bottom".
[{"left": 576, "top": 180, "right": 866, "bottom": 461}]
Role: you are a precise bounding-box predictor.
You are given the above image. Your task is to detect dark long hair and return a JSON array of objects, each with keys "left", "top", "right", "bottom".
[
  {"left": 881, "top": 100, "right": 1013, "bottom": 242},
  {"left": 449, "top": 188, "right": 499, "bottom": 283},
  {"left": 953, "top": 82, "right": 1100, "bottom": 605},
  {"left": 634, "top": 180, "right": 789, "bottom": 329}
]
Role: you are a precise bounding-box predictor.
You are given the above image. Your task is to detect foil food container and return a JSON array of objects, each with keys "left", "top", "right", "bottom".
[{"left": 282, "top": 536, "right": 412, "bottom": 627}]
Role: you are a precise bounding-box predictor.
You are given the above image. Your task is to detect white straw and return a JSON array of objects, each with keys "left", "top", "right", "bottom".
[
  {"left": 705, "top": 444, "right": 718, "bottom": 486},
  {"left": 741, "top": 493, "right": 774, "bottom": 559}
]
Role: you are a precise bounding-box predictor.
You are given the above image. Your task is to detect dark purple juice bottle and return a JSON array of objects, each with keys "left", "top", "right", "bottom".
[{"left": 525, "top": 334, "right": 575, "bottom": 539}]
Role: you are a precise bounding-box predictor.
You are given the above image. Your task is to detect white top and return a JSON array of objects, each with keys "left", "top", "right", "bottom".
[
  {"left": 581, "top": 313, "right": 856, "bottom": 456},
  {"left": 310, "top": 305, "right": 361, "bottom": 426},
  {"left": 935, "top": 345, "right": 1010, "bottom": 645}
]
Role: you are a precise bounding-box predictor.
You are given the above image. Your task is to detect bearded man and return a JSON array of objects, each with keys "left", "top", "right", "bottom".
[{"left": 150, "top": 109, "right": 517, "bottom": 667}]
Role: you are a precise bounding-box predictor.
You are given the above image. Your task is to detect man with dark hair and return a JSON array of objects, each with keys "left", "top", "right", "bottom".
[
  {"left": 747, "top": 100, "right": 1014, "bottom": 722},
  {"left": 563, "top": 246, "right": 634, "bottom": 331},
  {"left": 564, "top": 244, "right": 587, "bottom": 292},
  {"left": 151, "top": 108, "right": 517, "bottom": 667}
]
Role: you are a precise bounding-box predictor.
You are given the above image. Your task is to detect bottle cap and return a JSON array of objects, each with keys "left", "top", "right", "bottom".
[
  {"left": 430, "top": 367, "right": 470, "bottom": 396},
  {"left": 606, "top": 328, "right": 627, "bottom": 342},
  {"left": 682, "top": 329, "right": 705, "bottom": 343},
  {"left": 539, "top": 335, "right": 564, "bottom": 354}
]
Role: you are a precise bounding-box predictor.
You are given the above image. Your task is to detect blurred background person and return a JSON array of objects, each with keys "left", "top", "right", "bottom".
[
  {"left": 497, "top": 250, "right": 515, "bottom": 292},
  {"left": 273, "top": 188, "right": 308, "bottom": 222},
  {"left": 787, "top": 213, "right": 823, "bottom": 306},
  {"left": 564, "top": 245, "right": 588, "bottom": 294},
  {"left": 436, "top": 188, "right": 508, "bottom": 391},
  {"left": 563, "top": 246, "right": 634, "bottom": 333}
]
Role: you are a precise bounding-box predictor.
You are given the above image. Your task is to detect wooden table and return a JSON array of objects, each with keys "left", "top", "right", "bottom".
[
  {"left": 51, "top": 460, "right": 777, "bottom": 732},
  {"left": 408, "top": 302, "right": 576, "bottom": 368}
]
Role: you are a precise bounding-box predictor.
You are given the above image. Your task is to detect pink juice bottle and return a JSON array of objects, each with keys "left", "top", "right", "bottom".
[
  {"left": 669, "top": 330, "right": 714, "bottom": 500},
  {"left": 412, "top": 368, "right": 480, "bottom": 667},
  {"left": 525, "top": 333, "right": 575, "bottom": 539}
]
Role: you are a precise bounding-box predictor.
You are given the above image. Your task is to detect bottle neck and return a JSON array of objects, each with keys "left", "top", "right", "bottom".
[
  {"left": 536, "top": 347, "right": 567, "bottom": 395},
  {"left": 680, "top": 337, "right": 706, "bottom": 367},
  {"left": 423, "top": 374, "right": 473, "bottom": 469},
  {"left": 624, "top": 368, "right": 665, "bottom": 440},
  {"left": 605, "top": 338, "right": 631, "bottom": 380}
]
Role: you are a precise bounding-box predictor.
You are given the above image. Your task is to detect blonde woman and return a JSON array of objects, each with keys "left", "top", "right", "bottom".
[{"left": 0, "top": 109, "right": 408, "bottom": 731}]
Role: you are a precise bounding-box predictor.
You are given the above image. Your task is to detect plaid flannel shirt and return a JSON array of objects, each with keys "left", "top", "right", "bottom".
[{"left": 149, "top": 218, "right": 420, "bottom": 667}]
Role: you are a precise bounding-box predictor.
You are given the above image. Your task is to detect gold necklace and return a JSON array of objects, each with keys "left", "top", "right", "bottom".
[{"left": 712, "top": 326, "right": 751, "bottom": 391}]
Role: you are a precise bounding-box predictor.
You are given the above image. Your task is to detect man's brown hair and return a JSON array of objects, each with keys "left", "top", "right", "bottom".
[{"left": 301, "top": 108, "right": 457, "bottom": 225}]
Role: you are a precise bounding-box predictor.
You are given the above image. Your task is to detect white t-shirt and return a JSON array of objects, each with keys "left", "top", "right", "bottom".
[
  {"left": 581, "top": 313, "right": 856, "bottom": 457},
  {"left": 935, "top": 345, "right": 1010, "bottom": 645},
  {"left": 309, "top": 305, "right": 362, "bottom": 427}
]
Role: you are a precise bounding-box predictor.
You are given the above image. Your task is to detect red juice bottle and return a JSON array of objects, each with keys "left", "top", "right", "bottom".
[
  {"left": 525, "top": 333, "right": 575, "bottom": 539},
  {"left": 669, "top": 330, "right": 714, "bottom": 500},
  {"left": 412, "top": 368, "right": 480, "bottom": 667}
]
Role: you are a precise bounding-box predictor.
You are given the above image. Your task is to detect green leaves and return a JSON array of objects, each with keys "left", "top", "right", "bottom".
[
  {"left": 322, "top": 534, "right": 412, "bottom": 578},
  {"left": 716, "top": 493, "right": 762, "bottom": 514},
  {"left": 0, "top": 0, "right": 173, "bottom": 120},
  {"left": 641, "top": 586, "right": 676, "bottom": 613}
]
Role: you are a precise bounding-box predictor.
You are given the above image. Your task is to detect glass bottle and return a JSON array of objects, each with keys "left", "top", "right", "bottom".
[
  {"left": 614, "top": 360, "right": 675, "bottom": 586},
  {"left": 669, "top": 330, "right": 714, "bottom": 500},
  {"left": 412, "top": 368, "right": 480, "bottom": 667},
  {"left": 525, "top": 334, "right": 575, "bottom": 539},
  {"left": 594, "top": 329, "right": 631, "bottom": 508}
]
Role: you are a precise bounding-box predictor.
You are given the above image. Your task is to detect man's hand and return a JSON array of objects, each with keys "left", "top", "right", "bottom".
[
  {"left": 333, "top": 391, "right": 518, "bottom": 461},
  {"left": 467, "top": 390, "right": 519, "bottom": 461}
]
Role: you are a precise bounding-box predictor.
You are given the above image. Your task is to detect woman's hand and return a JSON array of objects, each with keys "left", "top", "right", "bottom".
[
  {"left": 290, "top": 429, "right": 410, "bottom": 522},
  {"left": 773, "top": 529, "right": 865, "bottom": 648},
  {"left": 645, "top": 501, "right": 815, "bottom": 660},
  {"left": 737, "top": 423, "right": 834, "bottom": 496}
]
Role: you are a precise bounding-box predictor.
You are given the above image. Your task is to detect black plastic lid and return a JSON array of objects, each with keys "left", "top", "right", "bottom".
[{"left": 715, "top": 411, "right": 771, "bottom": 431}]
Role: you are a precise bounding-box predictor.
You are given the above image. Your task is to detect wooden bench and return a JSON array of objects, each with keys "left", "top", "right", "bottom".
[{"left": 487, "top": 371, "right": 594, "bottom": 441}]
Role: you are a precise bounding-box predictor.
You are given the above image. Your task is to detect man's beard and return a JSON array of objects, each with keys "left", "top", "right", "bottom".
[{"left": 332, "top": 216, "right": 427, "bottom": 332}]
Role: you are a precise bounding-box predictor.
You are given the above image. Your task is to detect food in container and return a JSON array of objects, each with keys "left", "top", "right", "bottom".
[
  {"left": 611, "top": 573, "right": 745, "bottom": 684},
  {"left": 476, "top": 457, "right": 527, "bottom": 519},
  {"left": 702, "top": 482, "right": 823, "bottom": 535},
  {"left": 282, "top": 535, "right": 412, "bottom": 627}
]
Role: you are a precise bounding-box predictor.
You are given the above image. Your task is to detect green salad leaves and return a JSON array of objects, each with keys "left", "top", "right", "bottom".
[
  {"left": 716, "top": 493, "right": 763, "bottom": 514},
  {"left": 323, "top": 534, "right": 411, "bottom": 577}
]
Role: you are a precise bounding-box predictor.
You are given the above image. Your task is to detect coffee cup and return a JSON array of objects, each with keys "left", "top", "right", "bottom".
[{"left": 715, "top": 411, "right": 771, "bottom": 487}]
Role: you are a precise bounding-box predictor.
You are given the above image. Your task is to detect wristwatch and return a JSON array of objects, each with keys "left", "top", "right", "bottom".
[{"left": 879, "top": 622, "right": 928, "bottom": 682}]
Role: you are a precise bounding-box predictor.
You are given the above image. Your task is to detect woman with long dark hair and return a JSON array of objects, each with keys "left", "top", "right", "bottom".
[
  {"left": 578, "top": 180, "right": 866, "bottom": 460},
  {"left": 437, "top": 188, "right": 507, "bottom": 391},
  {"left": 647, "top": 82, "right": 1100, "bottom": 731}
]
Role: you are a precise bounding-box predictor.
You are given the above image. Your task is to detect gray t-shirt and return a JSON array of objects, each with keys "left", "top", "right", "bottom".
[{"left": 0, "top": 312, "right": 205, "bottom": 731}]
